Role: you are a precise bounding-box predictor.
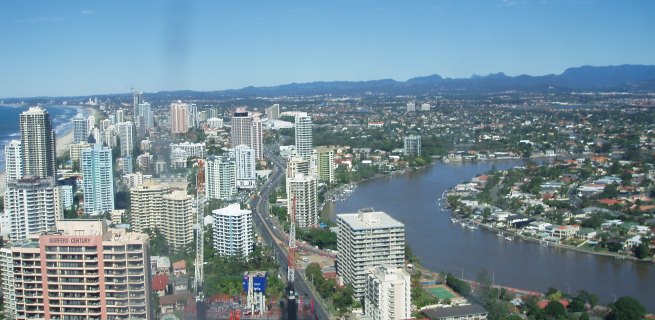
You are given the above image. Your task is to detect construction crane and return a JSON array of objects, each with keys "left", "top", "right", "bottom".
[
  {"left": 286, "top": 196, "right": 298, "bottom": 320},
  {"left": 194, "top": 160, "right": 206, "bottom": 303},
  {"left": 288, "top": 196, "right": 297, "bottom": 283}
]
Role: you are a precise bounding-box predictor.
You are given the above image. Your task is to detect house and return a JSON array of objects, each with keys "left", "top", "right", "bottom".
[
  {"left": 152, "top": 274, "right": 170, "bottom": 297},
  {"left": 624, "top": 235, "right": 642, "bottom": 250},
  {"left": 150, "top": 256, "right": 172, "bottom": 275},
  {"left": 173, "top": 260, "right": 187, "bottom": 276},
  {"left": 170, "top": 276, "right": 189, "bottom": 294},
  {"left": 422, "top": 304, "right": 488, "bottom": 320},
  {"left": 549, "top": 225, "right": 580, "bottom": 239},
  {"left": 576, "top": 228, "right": 597, "bottom": 240},
  {"left": 160, "top": 293, "right": 191, "bottom": 314}
]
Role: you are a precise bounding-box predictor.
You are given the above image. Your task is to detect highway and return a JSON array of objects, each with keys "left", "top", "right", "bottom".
[{"left": 251, "top": 151, "right": 330, "bottom": 320}]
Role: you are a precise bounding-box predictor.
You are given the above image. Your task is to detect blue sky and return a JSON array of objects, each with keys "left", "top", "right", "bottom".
[{"left": 1, "top": 0, "right": 654, "bottom": 97}]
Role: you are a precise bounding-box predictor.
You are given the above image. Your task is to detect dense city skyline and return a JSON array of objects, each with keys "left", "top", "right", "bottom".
[{"left": 1, "top": 0, "right": 655, "bottom": 97}]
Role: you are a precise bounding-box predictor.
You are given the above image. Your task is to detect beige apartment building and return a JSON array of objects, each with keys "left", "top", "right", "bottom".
[{"left": 0, "top": 219, "right": 152, "bottom": 320}]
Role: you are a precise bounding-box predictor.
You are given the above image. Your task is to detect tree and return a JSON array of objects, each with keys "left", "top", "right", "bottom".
[
  {"left": 606, "top": 296, "right": 646, "bottom": 320},
  {"left": 632, "top": 243, "right": 650, "bottom": 259},
  {"left": 544, "top": 300, "right": 566, "bottom": 319},
  {"left": 576, "top": 290, "right": 599, "bottom": 308}
]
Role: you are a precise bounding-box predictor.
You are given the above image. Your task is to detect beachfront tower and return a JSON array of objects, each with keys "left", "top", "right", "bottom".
[
  {"left": 81, "top": 144, "right": 115, "bottom": 215},
  {"left": 73, "top": 114, "right": 89, "bottom": 143},
  {"left": 4, "top": 140, "right": 23, "bottom": 183},
  {"left": 3, "top": 177, "right": 62, "bottom": 241},
  {"left": 20, "top": 106, "right": 56, "bottom": 179}
]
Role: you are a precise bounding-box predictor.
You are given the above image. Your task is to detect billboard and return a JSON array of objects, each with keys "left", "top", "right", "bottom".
[{"left": 242, "top": 275, "right": 268, "bottom": 293}]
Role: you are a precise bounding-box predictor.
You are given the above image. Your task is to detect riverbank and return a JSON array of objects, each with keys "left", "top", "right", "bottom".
[
  {"left": 461, "top": 217, "right": 654, "bottom": 263},
  {"left": 325, "top": 158, "right": 655, "bottom": 312}
]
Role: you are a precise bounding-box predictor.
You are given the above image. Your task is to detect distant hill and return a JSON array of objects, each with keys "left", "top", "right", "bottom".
[
  {"left": 4, "top": 65, "right": 655, "bottom": 102},
  {"left": 187, "top": 64, "right": 655, "bottom": 97}
]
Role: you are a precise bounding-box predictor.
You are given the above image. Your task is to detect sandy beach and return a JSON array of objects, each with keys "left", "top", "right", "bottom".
[{"left": 56, "top": 106, "right": 100, "bottom": 156}]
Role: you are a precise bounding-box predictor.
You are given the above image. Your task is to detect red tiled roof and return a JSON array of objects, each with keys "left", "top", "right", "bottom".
[{"left": 152, "top": 274, "right": 169, "bottom": 291}]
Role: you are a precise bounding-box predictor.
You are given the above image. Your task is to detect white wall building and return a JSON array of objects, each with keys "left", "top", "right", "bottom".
[
  {"left": 3, "top": 177, "right": 62, "bottom": 241},
  {"left": 365, "top": 265, "right": 411, "bottom": 320},
  {"left": 4, "top": 140, "right": 23, "bottom": 184},
  {"left": 287, "top": 173, "right": 318, "bottom": 229},
  {"left": 294, "top": 115, "right": 313, "bottom": 161},
  {"left": 403, "top": 135, "right": 421, "bottom": 157},
  {"left": 212, "top": 203, "right": 254, "bottom": 259},
  {"left": 205, "top": 155, "right": 237, "bottom": 201},
  {"left": 232, "top": 144, "right": 257, "bottom": 189},
  {"left": 337, "top": 211, "right": 406, "bottom": 298},
  {"left": 116, "top": 121, "right": 134, "bottom": 157}
]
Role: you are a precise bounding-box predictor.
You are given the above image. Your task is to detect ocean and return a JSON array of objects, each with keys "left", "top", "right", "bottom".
[{"left": 0, "top": 105, "right": 85, "bottom": 171}]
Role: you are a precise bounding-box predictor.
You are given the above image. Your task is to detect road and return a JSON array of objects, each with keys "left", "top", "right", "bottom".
[{"left": 251, "top": 151, "right": 331, "bottom": 320}]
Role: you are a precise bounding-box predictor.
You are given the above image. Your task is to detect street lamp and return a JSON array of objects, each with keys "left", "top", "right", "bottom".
[
  {"left": 610, "top": 293, "right": 617, "bottom": 303},
  {"left": 565, "top": 282, "right": 571, "bottom": 296}
]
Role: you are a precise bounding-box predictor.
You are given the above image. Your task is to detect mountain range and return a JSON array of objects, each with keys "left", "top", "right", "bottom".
[
  {"left": 155, "top": 64, "right": 655, "bottom": 98},
  {"left": 4, "top": 65, "right": 655, "bottom": 102}
]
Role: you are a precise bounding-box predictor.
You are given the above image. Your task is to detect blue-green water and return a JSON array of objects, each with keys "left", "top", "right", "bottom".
[{"left": 0, "top": 105, "right": 84, "bottom": 171}]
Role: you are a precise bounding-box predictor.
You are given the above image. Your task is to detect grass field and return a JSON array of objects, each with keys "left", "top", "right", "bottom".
[{"left": 427, "top": 286, "right": 456, "bottom": 300}]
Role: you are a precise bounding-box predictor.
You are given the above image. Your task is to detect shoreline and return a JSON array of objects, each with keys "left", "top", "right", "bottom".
[
  {"left": 0, "top": 106, "right": 100, "bottom": 193},
  {"left": 56, "top": 106, "right": 99, "bottom": 157}
]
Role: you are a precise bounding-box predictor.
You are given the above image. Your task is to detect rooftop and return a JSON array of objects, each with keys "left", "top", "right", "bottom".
[
  {"left": 422, "top": 304, "right": 488, "bottom": 319},
  {"left": 338, "top": 211, "right": 404, "bottom": 230}
]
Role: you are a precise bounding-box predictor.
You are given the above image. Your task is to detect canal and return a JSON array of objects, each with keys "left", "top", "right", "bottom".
[{"left": 323, "top": 159, "right": 655, "bottom": 312}]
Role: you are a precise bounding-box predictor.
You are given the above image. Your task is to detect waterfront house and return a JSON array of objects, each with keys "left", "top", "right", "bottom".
[
  {"left": 624, "top": 235, "right": 642, "bottom": 250},
  {"left": 576, "top": 228, "right": 597, "bottom": 240},
  {"left": 549, "top": 225, "right": 580, "bottom": 239}
]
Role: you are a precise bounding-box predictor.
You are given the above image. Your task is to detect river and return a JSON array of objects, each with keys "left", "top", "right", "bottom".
[{"left": 323, "top": 159, "right": 655, "bottom": 312}]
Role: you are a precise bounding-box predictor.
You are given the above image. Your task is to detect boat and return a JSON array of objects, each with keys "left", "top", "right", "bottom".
[
  {"left": 504, "top": 236, "right": 513, "bottom": 241},
  {"left": 497, "top": 231, "right": 503, "bottom": 237},
  {"left": 450, "top": 218, "right": 458, "bottom": 223},
  {"left": 467, "top": 224, "right": 478, "bottom": 230}
]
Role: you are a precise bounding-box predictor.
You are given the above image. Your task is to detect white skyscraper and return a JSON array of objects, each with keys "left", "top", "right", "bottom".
[
  {"left": 20, "top": 106, "right": 56, "bottom": 178},
  {"left": 135, "top": 102, "right": 154, "bottom": 137},
  {"left": 117, "top": 121, "right": 134, "bottom": 156},
  {"left": 294, "top": 115, "right": 313, "bottom": 161},
  {"left": 337, "top": 211, "right": 405, "bottom": 297},
  {"left": 4, "top": 140, "right": 23, "bottom": 183},
  {"left": 365, "top": 265, "right": 411, "bottom": 320},
  {"left": 187, "top": 103, "right": 198, "bottom": 129},
  {"left": 115, "top": 109, "right": 125, "bottom": 123},
  {"left": 73, "top": 114, "right": 89, "bottom": 143},
  {"left": 3, "top": 177, "right": 62, "bottom": 241},
  {"left": 287, "top": 173, "right": 318, "bottom": 229},
  {"left": 161, "top": 190, "right": 194, "bottom": 251},
  {"left": 212, "top": 203, "right": 254, "bottom": 259},
  {"left": 205, "top": 155, "right": 237, "bottom": 201},
  {"left": 232, "top": 144, "right": 257, "bottom": 189},
  {"left": 81, "top": 144, "right": 115, "bottom": 215}
]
